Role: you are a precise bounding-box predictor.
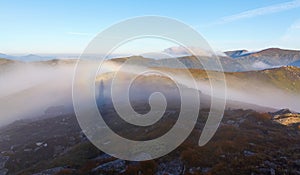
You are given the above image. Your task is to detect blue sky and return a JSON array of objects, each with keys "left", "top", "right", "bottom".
[{"left": 1, "top": 0, "right": 300, "bottom": 54}]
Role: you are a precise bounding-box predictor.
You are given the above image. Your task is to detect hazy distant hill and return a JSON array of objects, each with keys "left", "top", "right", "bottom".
[
  {"left": 225, "top": 48, "right": 300, "bottom": 69},
  {"left": 34, "top": 59, "right": 78, "bottom": 66},
  {"left": 107, "top": 55, "right": 246, "bottom": 72},
  {"left": 20, "top": 54, "right": 55, "bottom": 62},
  {"left": 225, "top": 66, "right": 300, "bottom": 93},
  {"left": 109, "top": 48, "right": 300, "bottom": 72},
  {"left": 153, "top": 66, "right": 300, "bottom": 94},
  {"left": 0, "top": 53, "right": 56, "bottom": 62},
  {"left": 0, "top": 58, "right": 13, "bottom": 65},
  {"left": 1, "top": 47, "right": 300, "bottom": 71},
  {"left": 0, "top": 53, "right": 15, "bottom": 60}
]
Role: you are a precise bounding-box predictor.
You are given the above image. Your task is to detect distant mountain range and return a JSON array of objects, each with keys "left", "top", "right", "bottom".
[
  {"left": 104, "top": 48, "right": 300, "bottom": 72},
  {"left": 224, "top": 48, "right": 300, "bottom": 70},
  {"left": 1, "top": 47, "right": 300, "bottom": 71},
  {"left": 0, "top": 53, "right": 56, "bottom": 62}
]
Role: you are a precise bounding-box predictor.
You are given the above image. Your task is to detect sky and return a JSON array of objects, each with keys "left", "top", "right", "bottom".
[{"left": 0, "top": 0, "right": 300, "bottom": 54}]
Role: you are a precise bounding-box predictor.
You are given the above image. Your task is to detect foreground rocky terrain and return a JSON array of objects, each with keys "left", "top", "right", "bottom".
[{"left": 0, "top": 105, "right": 299, "bottom": 175}]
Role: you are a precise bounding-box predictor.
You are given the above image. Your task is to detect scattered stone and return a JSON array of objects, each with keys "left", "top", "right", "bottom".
[
  {"left": 0, "top": 169, "right": 8, "bottom": 175},
  {"left": 270, "top": 109, "right": 292, "bottom": 116},
  {"left": 264, "top": 160, "right": 277, "bottom": 169},
  {"left": 36, "top": 142, "right": 43, "bottom": 147},
  {"left": 233, "top": 123, "right": 240, "bottom": 128},
  {"left": 227, "top": 120, "right": 235, "bottom": 125},
  {"left": 54, "top": 145, "right": 65, "bottom": 156},
  {"left": 92, "top": 159, "right": 126, "bottom": 173},
  {"left": 93, "top": 153, "right": 113, "bottom": 161},
  {"left": 32, "top": 167, "right": 64, "bottom": 175},
  {"left": 249, "top": 143, "right": 256, "bottom": 146},
  {"left": 202, "top": 167, "right": 211, "bottom": 173},
  {"left": 258, "top": 168, "right": 270, "bottom": 174},
  {"left": 0, "top": 156, "right": 9, "bottom": 169},
  {"left": 23, "top": 148, "right": 32, "bottom": 152},
  {"left": 238, "top": 118, "right": 246, "bottom": 124},
  {"left": 294, "top": 159, "right": 300, "bottom": 167},
  {"left": 243, "top": 150, "right": 255, "bottom": 156},
  {"left": 279, "top": 156, "right": 288, "bottom": 163},
  {"left": 157, "top": 159, "right": 184, "bottom": 175},
  {"left": 270, "top": 109, "right": 300, "bottom": 126},
  {"left": 189, "top": 167, "right": 201, "bottom": 174},
  {"left": 270, "top": 168, "right": 275, "bottom": 175},
  {"left": 10, "top": 145, "right": 15, "bottom": 151}
]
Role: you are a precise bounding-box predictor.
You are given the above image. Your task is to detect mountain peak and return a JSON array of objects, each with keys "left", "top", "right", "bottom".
[
  {"left": 224, "top": 49, "right": 250, "bottom": 58},
  {"left": 257, "top": 48, "right": 300, "bottom": 54},
  {"left": 270, "top": 108, "right": 292, "bottom": 116},
  {"left": 258, "top": 48, "right": 284, "bottom": 54}
]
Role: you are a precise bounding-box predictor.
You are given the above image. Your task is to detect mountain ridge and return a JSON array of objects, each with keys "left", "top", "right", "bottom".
[
  {"left": 1, "top": 47, "right": 300, "bottom": 72},
  {"left": 225, "top": 48, "right": 300, "bottom": 68}
]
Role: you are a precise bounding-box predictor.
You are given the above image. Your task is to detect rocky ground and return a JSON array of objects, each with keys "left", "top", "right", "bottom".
[{"left": 0, "top": 106, "right": 299, "bottom": 175}]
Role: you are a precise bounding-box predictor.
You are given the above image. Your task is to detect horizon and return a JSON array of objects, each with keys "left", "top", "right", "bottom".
[
  {"left": 1, "top": 0, "right": 300, "bottom": 54},
  {"left": 2, "top": 46, "right": 300, "bottom": 58}
]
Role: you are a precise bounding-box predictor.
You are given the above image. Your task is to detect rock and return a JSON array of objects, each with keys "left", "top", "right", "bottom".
[
  {"left": 272, "top": 112, "right": 300, "bottom": 125},
  {"left": 270, "top": 168, "right": 275, "bottom": 175},
  {"left": 157, "top": 159, "right": 184, "bottom": 175},
  {"left": 92, "top": 159, "right": 126, "bottom": 173},
  {"left": 23, "top": 148, "right": 32, "bottom": 152},
  {"left": 270, "top": 109, "right": 292, "bottom": 116},
  {"left": 279, "top": 156, "right": 287, "bottom": 162},
  {"left": 258, "top": 168, "right": 276, "bottom": 175},
  {"left": 258, "top": 168, "right": 270, "bottom": 174},
  {"left": 233, "top": 123, "right": 240, "bottom": 128},
  {"left": 0, "top": 156, "right": 9, "bottom": 169},
  {"left": 32, "top": 167, "right": 64, "bottom": 175},
  {"left": 189, "top": 167, "right": 201, "bottom": 174},
  {"left": 294, "top": 159, "right": 300, "bottom": 166},
  {"left": 10, "top": 145, "right": 15, "bottom": 151},
  {"left": 201, "top": 167, "right": 211, "bottom": 173},
  {"left": 238, "top": 118, "right": 246, "bottom": 124},
  {"left": 226, "top": 120, "right": 235, "bottom": 125},
  {"left": 264, "top": 160, "right": 277, "bottom": 169},
  {"left": 0, "top": 169, "right": 8, "bottom": 175},
  {"left": 249, "top": 143, "right": 256, "bottom": 146},
  {"left": 36, "top": 142, "right": 43, "bottom": 147},
  {"left": 93, "top": 153, "right": 113, "bottom": 161},
  {"left": 243, "top": 150, "right": 255, "bottom": 156},
  {"left": 54, "top": 145, "right": 65, "bottom": 156}
]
